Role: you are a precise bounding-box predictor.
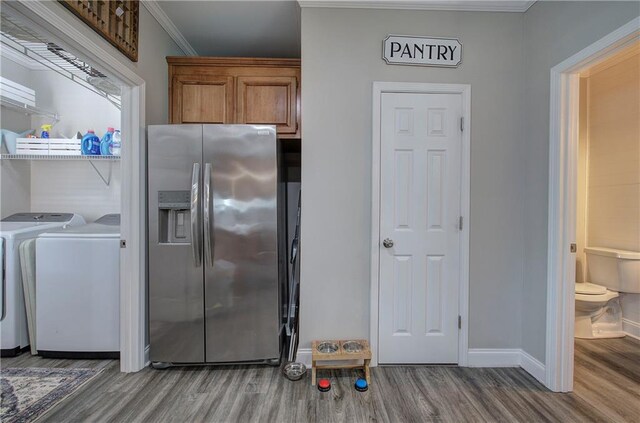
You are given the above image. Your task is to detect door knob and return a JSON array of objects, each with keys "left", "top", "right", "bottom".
[{"left": 383, "top": 238, "right": 394, "bottom": 248}]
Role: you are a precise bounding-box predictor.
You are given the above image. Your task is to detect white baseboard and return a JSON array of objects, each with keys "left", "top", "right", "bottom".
[
  {"left": 467, "top": 348, "right": 521, "bottom": 367},
  {"left": 298, "top": 347, "right": 545, "bottom": 384},
  {"left": 623, "top": 318, "right": 640, "bottom": 340},
  {"left": 467, "top": 348, "right": 546, "bottom": 384},
  {"left": 519, "top": 350, "right": 546, "bottom": 384},
  {"left": 295, "top": 348, "right": 313, "bottom": 366}
]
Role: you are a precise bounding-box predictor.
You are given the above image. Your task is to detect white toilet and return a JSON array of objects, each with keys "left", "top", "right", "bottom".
[{"left": 575, "top": 247, "right": 640, "bottom": 339}]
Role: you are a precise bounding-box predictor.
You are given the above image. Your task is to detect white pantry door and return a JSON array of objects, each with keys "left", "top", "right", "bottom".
[{"left": 378, "top": 92, "right": 462, "bottom": 364}]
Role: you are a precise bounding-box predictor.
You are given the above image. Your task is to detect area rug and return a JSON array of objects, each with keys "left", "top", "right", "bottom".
[{"left": 1, "top": 367, "right": 102, "bottom": 423}]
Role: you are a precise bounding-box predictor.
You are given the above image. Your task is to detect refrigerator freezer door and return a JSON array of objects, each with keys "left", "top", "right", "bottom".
[
  {"left": 148, "top": 124, "right": 205, "bottom": 364},
  {"left": 203, "top": 125, "right": 280, "bottom": 362}
]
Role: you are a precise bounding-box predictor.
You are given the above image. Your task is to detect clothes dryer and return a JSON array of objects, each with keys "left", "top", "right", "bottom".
[
  {"left": 0, "top": 213, "right": 85, "bottom": 356},
  {"left": 36, "top": 214, "right": 120, "bottom": 358}
]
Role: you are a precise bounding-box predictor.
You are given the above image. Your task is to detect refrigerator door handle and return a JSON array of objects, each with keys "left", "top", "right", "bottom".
[
  {"left": 203, "top": 163, "right": 213, "bottom": 267},
  {"left": 191, "top": 162, "right": 202, "bottom": 267}
]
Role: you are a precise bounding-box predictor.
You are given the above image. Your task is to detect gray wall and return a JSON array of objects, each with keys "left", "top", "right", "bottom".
[
  {"left": 135, "top": 5, "right": 185, "bottom": 125},
  {"left": 300, "top": 8, "right": 526, "bottom": 350},
  {"left": 300, "top": 2, "right": 640, "bottom": 361},
  {"left": 521, "top": 1, "right": 640, "bottom": 362}
]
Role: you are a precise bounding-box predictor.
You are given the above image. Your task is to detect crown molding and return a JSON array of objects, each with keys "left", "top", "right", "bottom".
[
  {"left": 141, "top": 0, "right": 198, "bottom": 56},
  {"left": 298, "top": 1, "right": 536, "bottom": 12},
  {"left": 0, "top": 45, "right": 47, "bottom": 70}
]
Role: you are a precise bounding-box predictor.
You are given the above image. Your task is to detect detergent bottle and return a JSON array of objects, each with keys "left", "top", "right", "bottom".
[
  {"left": 100, "top": 127, "right": 114, "bottom": 156},
  {"left": 81, "top": 130, "right": 100, "bottom": 155}
]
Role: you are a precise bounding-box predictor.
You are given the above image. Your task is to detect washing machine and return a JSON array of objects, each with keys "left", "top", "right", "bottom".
[
  {"left": 36, "top": 214, "right": 120, "bottom": 358},
  {"left": 0, "top": 212, "right": 85, "bottom": 356}
]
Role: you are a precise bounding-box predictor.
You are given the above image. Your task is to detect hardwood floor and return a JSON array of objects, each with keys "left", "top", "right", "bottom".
[
  {"left": 2, "top": 337, "right": 638, "bottom": 422},
  {"left": 573, "top": 337, "right": 640, "bottom": 422}
]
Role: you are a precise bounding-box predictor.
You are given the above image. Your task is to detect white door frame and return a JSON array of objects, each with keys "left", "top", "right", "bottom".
[
  {"left": 545, "top": 17, "right": 639, "bottom": 393},
  {"left": 370, "top": 82, "right": 471, "bottom": 367},
  {"left": 10, "top": 1, "right": 148, "bottom": 372}
]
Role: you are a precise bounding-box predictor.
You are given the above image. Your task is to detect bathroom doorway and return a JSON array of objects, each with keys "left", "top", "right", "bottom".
[
  {"left": 546, "top": 18, "right": 640, "bottom": 394},
  {"left": 571, "top": 41, "right": 640, "bottom": 418},
  {"left": 574, "top": 42, "right": 640, "bottom": 340}
]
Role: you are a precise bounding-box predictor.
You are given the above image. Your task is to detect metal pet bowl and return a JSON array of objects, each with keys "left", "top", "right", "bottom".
[
  {"left": 342, "top": 340, "right": 364, "bottom": 353},
  {"left": 283, "top": 362, "right": 307, "bottom": 381},
  {"left": 316, "top": 342, "right": 339, "bottom": 354}
]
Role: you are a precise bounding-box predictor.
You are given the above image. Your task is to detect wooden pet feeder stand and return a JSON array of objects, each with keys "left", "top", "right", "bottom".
[{"left": 311, "top": 339, "right": 371, "bottom": 385}]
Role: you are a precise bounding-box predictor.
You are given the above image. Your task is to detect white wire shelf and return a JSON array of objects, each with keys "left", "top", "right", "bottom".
[
  {"left": 1, "top": 154, "right": 120, "bottom": 161},
  {"left": 0, "top": 95, "right": 59, "bottom": 122},
  {"left": 0, "top": 11, "right": 122, "bottom": 110},
  {"left": 1, "top": 153, "right": 120, "bottom": 186}
]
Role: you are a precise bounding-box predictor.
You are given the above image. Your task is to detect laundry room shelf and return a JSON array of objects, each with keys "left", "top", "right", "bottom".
[
  {"left": 0, "top": 154, "right": 120, "bottom": 161},
  {"left": 0, "top": 96, "right": 59, "bottom": 123},
  {"left": 0, "top": 154, "right": 119, "bottom": 186},
  {"left": 1, "top": 13, "right": 122, "bottom": 110}
]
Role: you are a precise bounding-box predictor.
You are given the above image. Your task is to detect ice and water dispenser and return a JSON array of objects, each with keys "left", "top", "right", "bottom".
[{"left": 158, "top": 191, "right": 192, "bottom": 244}]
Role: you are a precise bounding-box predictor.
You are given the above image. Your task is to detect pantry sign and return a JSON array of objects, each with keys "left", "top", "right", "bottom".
[{"left": 383, "top": 35, "right": 462, "bottom": 68}]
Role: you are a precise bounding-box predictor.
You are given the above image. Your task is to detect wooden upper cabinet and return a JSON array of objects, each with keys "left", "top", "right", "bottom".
[
  {"left": 172, "top": 75, "right": 234, "bottom": 124},
  {"left": 168, "top": 57, "right": 301, "bottom": 138},
  {"left": 237, "top": 76, "right": 297, "bottom": 134}
]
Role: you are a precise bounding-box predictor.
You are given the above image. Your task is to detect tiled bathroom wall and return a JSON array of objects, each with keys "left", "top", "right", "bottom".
[
  {"left": 582, "top": 47, "right": 640, "bottom": 337},
  {"left": 586, "top": 50, "right": 640, "bottom": 252}
]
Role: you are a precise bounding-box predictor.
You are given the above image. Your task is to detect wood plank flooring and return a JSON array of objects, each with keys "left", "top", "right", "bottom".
[{"left": 1, "top": 337, "right": 638, "bottom": 422}]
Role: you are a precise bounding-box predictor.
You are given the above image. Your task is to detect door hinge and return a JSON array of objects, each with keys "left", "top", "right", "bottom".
[
  {"left": 458, "top": 315, "right": 462, "bottom": 329},
  {"left": 460, "top": 117, "right": 464, "bottom": 132},
  {"left": 570, "top": 243, "right": 577, "bottom": 253},
  {"left": 458, "top": 216, "right": 463, "bottom": 231},
  {"left": 120, "top": 240, "right": 127, "bottom": 248}
]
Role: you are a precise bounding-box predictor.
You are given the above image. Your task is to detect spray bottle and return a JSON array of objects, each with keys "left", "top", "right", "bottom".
[{"left": 40, "top": 124, "right": 52, "bottom": 139}]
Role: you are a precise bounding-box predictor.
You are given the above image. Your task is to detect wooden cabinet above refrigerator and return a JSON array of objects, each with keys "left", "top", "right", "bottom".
[{"left": 168, "top": 57, "right": 301, "bottom": 138}]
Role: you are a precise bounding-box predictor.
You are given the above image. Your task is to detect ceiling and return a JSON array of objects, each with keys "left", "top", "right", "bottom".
[
  {"left": 154, "top": 1, "right": 301, "bottom": 58},
  {"left": 149, "top": 1, "right": 536, "bottom": 58}
]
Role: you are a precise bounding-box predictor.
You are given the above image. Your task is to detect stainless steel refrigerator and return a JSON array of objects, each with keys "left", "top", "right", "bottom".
[{"left": 148, "top": 124, "right": 283, "bottom": 366}]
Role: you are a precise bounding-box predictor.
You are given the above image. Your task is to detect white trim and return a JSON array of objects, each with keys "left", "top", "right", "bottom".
[
  {"left": 520, "top": 350, "right": 546, "bottom": 384},
  {"left": 467, "top": 349, "right": 546, "bottom": 384},
  {"left": 467, "top": 349, "right": 521, "bottom": 367},
  {"left": 10, "top": 0, "right": 148, "bottom": 373},
  {"left": 119, "top": 83, "right": 147, "bottom": 374},
  {"left": 370, "top": 82, "right": 471, "bottom": 367},
  {"left": 302, "top": 346, "right": 545, "bottom": 382},
  {"left": 546, "top": 17, "right": 640, "bottom": 393},
  {"left": 370, "top": 84, "right": 382, "bottom": 367},
  {"left": 298, "top": 1, "right": 535, "bottom": 12},
  {"left": 141, "top": 1, "right": 198, "bottom": 56},
  {"left": 623, "top": 319, "right": 640, "bottom": 340}
]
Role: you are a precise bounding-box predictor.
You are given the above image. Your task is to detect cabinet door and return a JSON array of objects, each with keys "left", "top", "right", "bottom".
[
  {"left": 236, "top": 76, "right": 298, "bottom": 135},
  {"left": 171, "top": 75, "right": 234, "bottom": 124}
]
